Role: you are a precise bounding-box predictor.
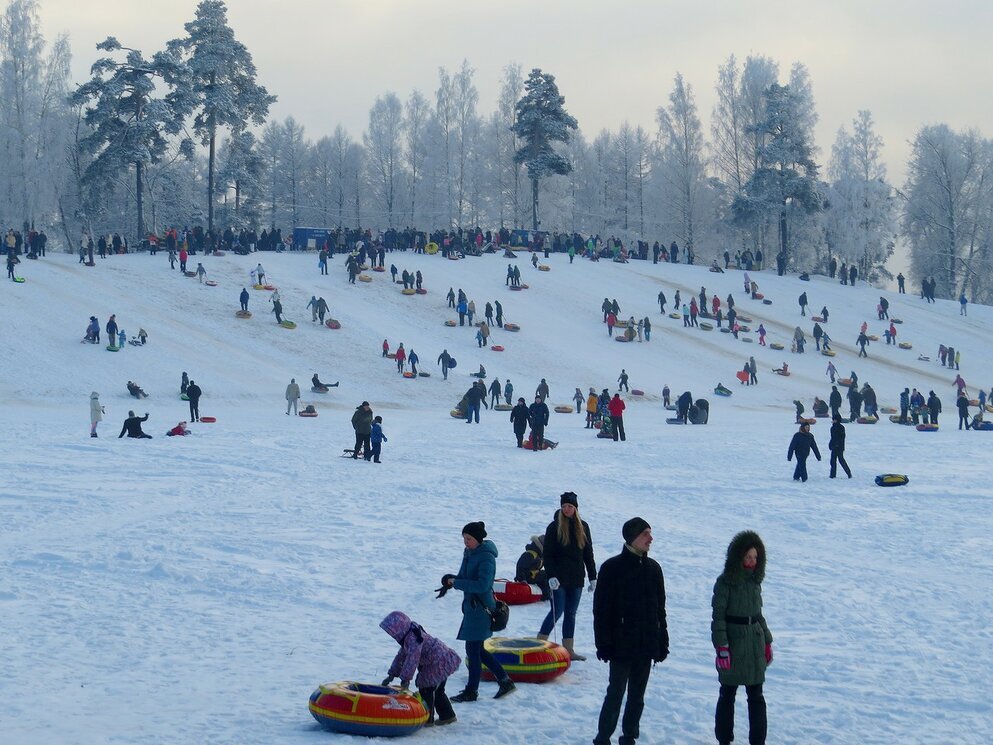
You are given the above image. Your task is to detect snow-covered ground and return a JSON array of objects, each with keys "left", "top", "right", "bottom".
[{"left": 2, "top": 248, "right": 991, "bottom": 744}]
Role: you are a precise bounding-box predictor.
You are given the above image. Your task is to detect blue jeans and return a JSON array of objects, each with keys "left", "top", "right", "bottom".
[
  {"left": 538, "top": 586, "right": 583, "bottom": 638},
  {"left": 466, "top": 402, "right": 480, "bottom": 423},
  {"left": 464, "top": 640, "right": 508, "bottom": 692}
]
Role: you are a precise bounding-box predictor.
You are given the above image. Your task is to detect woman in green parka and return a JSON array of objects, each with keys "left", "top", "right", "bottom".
[{"left": 711, "top": 530, "right": 773, "bottom": 745}]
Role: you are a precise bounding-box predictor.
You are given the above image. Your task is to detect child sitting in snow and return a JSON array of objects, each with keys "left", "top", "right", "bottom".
[
  {"left": 380, "top": 611, "right": 461, "bottom": 727},
  {"left": 166, "top": 421, "right": 190, "bottom": 436}
]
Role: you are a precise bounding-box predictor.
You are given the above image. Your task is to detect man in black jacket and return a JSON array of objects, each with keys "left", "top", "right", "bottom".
[
  {"left": 527, "top": 396, "right": 550, "bottom": 451},
  {"left": 828, "top": 415, "right": 852, "bottom": 478},
  {"left": 186, "top": 380, "right": 202, "bottom": 423},
  {"left": 787, "top": 422, "right": 821, "bottom": 482},
  {"left": 593, "top": 517, "right": 668, "bottom": 745},
  {"left": 510, "top": 397, "right": 530, "bottom": 447},
  {"left": 119, "top": 411, "right": 152, "bottom": 439}
]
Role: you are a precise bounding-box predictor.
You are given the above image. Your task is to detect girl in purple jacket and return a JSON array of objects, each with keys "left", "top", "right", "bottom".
[{"left": 380, "top": 611, "right": 461, "bottom": 726}]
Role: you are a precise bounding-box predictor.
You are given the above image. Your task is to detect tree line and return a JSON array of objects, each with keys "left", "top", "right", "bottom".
[{"left": 1, "top": 0, "right": 991, "bottom": 302}]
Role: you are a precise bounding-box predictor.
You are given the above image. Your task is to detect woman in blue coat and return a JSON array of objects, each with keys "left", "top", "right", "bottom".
[{"left": 443, "top": 522, "right": 516, "bottom": 703}]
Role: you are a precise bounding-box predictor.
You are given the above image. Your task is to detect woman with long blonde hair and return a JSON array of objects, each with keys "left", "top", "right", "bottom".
[{"left": 536, "top": 492, "right": 597, "bottom": 660}]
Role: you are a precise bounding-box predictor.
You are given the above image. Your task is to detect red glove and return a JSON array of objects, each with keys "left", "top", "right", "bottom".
[
  {"left": 715, "top": 647, "right": 730, "bottom": 671},
  {"left": 765, "top": 644, "right": 773, "bottom": 664}
]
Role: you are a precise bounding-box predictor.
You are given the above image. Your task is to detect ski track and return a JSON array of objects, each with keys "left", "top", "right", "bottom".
[{"left": 1, "top": 251, "right": 992, "bottom": 744}]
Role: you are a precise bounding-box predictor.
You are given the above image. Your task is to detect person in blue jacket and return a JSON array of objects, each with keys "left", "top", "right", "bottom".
[
  {"left": 370, "top": 416, "right": 387, "bottom": 463},
  {"left": 457, "top": 298, "right": 468, "bottom": 326},
  {"left": 441, "top": 522, "right": 516, "bottom": 703}
]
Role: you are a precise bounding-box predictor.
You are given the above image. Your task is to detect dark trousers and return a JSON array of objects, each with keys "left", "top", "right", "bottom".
[
  {"left": 716, "top": 684, "right": 767, "bottom": 745},
  {"left": 189, "top": 401, "right": 199, "bottom": 422},
  {"left": 792, "top": 456, "right": 809, "bottom": 481},
  {"left": 586, "top": 411, "right": 596, "bottom": 428},
  {"left": 959, "top": 413, "right": 970, "bottom": 430},
  {"left": 353, "top": 433, "right": 371, "bottom": 458},
  {"left": 369, "top": 441, "right": 382, "bottom": 462},
  {"left": 465, "top": 402, "right": 480, "bottom": 423},
  {"left": 594, "top": 657, "right": 652, "bottom": 745},
  {"left": 830, "top": 449, "right": 851, "bottom": 478},
  {"left": 531, "top": 425, "right": 544, "bottom": 450},
  {"left": 611, "top": 415, "right": 626, "bottom": 441},
  {"left": 514, "top": 427, "right": 526, "bottom": 447},
  {"left": 419, "top": 679, "right": 454, "bottom": 724},
  {"left": 464, "top": 640, "right": 508, "bottom": 692},
  {"left": 240, "top": 301, "right": 248, "bottom": 311}
]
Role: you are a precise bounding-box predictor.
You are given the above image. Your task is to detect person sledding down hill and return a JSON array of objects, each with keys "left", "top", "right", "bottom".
[
  {"left": 312, "top": 373, "right": 339, "bottom": 392},
  {"left": 126, "top": 381, "right": 149, "bottom": 399}
]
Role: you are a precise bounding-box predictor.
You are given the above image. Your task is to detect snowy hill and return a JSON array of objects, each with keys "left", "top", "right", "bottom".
[{"left": 3, "top": 250, "right": 991, "bottom": 744}]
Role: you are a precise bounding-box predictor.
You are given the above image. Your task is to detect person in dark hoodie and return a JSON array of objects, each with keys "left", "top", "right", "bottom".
[
  {"left": 118, "top": 410, "right": 152, "bottom": 439},
  {"left": 927, "top": 390, "right": 942, "bottom": 426},
  {"left": 186, "top": 380, "right": 202, "bottom": 422},
  {"left": 787, "top": 422, "right": 821, "bottom": 481},
  {"left": 380, "top": 610, "right": 461, "bottom": 727},
  {"left": 828, "top": 415, "right": 852, "bottom": 478},
  {"left": 510, "top": 397, "right": 530, "bottom": 447},
  {"left": 528, "top": 395, "right": 550, "bottom": 450},
  {"left": 536, "top": 492, "right": 598, "bottom": 661},
  {"left": 350, "top": 401, "right": 373, "bottom": 459},
  {"left": 592, "top": 517, "right": 668, "bottom": 745},
  {"left": 711, "top": 530, "right": 774, "bottom": 745},
  {"left": 515, "top": 534, "right": 549, "bottom": 599},
  {"left": 440, "top": 522, "right": 516, "bottom": 703}
]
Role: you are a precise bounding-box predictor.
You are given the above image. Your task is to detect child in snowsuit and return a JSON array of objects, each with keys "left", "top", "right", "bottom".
[
  {"left": 370, "top": 416, "right": 387, "bottom": 463},
  {"left": 380, "top": 611, "right": 461, "bottom": 727},
  {"left": 515, "top": 535, "right": 550, "bottom": 599}
]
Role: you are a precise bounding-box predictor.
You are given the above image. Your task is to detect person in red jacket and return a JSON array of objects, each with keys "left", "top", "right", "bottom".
[
  {"left": 395, "top": 343, "right": 407, "bottom": 374},
  {"left": 382, "top": 339, "right": 390, "bottom": 357},
  {"left": 606, "top": 312, "right": 617, "bottom": 337},
  {"left": 179, "top": 246, "right": 188, "bottom": 272},
  {"left": 607, "top": 393, "right": 626, "bottom": 442}
]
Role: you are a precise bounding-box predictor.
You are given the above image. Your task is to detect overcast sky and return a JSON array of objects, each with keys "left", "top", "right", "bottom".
[{"left": 41, "top": 0, "right": 993, "bottom": 189}]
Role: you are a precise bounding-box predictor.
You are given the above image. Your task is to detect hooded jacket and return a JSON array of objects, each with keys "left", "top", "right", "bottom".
[
  {"left": 89, "top": 392, "right": 102, "bottom": 422},
  {"left": 380, "top": 611, "right": 461, "bottom": 688},
  {"left": 711, "top": 530, "right": 773, "bottom": 686},
  {"left": 452, "top": 539, "right": 499, "bottom": 641},
  {"left": 351, "top": 405, "right": 373, "bottom": 434},
  {"left": 787, "top": 430, "right": 820, "bottom": 461}
]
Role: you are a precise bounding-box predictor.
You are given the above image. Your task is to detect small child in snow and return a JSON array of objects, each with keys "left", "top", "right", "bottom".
[
  {"left": 118, "top": 329, "right": 126, "bottom": 349},
  {"left": 662, "top": 384, "right": 671, "bottom": 408},
  {"left": 380, "top": 611, "right": 461, "bottom": 727},
  {"left": 370, "top": 416, "right": 387, "bottom": 463}
]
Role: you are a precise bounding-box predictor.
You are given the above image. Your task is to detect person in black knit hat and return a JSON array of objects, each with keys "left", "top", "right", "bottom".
[
  {"left": 441, "top": 521, "right": 516, "bottom": 703},
  {"left": 592, "top": 517, "right": 668, "bottom": 745}
]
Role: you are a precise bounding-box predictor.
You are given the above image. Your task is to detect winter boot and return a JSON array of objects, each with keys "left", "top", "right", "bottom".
[
  {"left": 536, "top": 633, "right": 549, "bottom": 641},
  {"left": 563, "top": 638, "right": 587, "bottom": 661},
  {"left": 450, "top": 689, "right": 477, "bottom": 704},
  {"left": 494, "top": 678, "right": 516, "bottom": 699}
]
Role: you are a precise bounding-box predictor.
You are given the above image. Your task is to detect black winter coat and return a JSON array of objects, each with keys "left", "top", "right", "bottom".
[
  {"left": 594, "top": 546, "right": 668, "bottom": 662},
  {"left": 828, "top": 421, "right": 846, "bottom": 452},
  {"left": 528, "top": 402, "right": 549, "bottom": 428},
  {"left": 542, "top": 510, "right": 597, "bottom": 589},
  {"left": 787, "top": 431, "right": 821, "bottom": 461},
  {"left": 510, "top": 403, "right": 530, "bottom": 433},
  {"left": 186, "top": 384, "right": 202, "bottom": 404},
  {"left": 830, "top": 390, "right": 843, "bottom": 409}
]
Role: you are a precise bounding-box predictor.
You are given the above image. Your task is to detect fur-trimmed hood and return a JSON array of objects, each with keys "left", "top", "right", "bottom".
[{"left": 722, "top": 530, "right": 766, "bottom": 584}]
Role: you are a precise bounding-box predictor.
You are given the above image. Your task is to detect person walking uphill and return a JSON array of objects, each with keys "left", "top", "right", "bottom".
[
  {"left": 528, "top": 395, "right": 550, "bottom": 450},
  {"left": 787, "top": 422, "right": 821, "bottom": 482},
  {"left": 593, "top": 517, "right": 668, "bottom": 745},
  {"left": 351, "top": 401, "right": 373, "bottom": 459},
  {"left": 608, "top": 393, "right": 626, "bottom": 441},
  {"left": 380, "top": 611, "right": 461, "bottom": 727},
  {"left": 285, "top": 378, "right": 301, "bottom": 416},
  {"left": 828, "top": 415, "right": 852, "bottom": 478},
  {"left": 440, "top": 522, "right": 516, "bottom": 702},
  {"left": 536, "top": 492, "right": 597, "bottom": 661},
  {"left": 239, "top": 287, "right": 250, "bottom": 312},
  {"left": 186, "top": 380, "right": 202, "bottom": 422},
  {"left": 712, "top": 530, "right": 774, "bottom": 745}
]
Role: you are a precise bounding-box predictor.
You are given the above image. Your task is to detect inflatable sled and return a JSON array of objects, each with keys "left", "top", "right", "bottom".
[
  {"left": 752, "top": 292, "right": 764, "bottom": 300},
  {"left": 415, "top": 288, "right": 427, "bottom": 294},
  {"left": 12, "top": 276, "right": 25, "bottom": 283},
  {"left": 372, "top": 266, "right": 386, "bottom": 272},
  {"left": 875, "top": 474, "right": 909, "bottom": 487},
  {"left": 812, "top": 316, "right": 825, "bottom": 322},
  {"left": 444, "top": 320, "right": 457, "bottom": 327},
  {"left": 183, "top": 271, "right": 196, "bottom": 277},
  {"left": 798, "top": 417, "right": 817, "bottom": 425},
  {"left": 822, "top": 349, "right": 837, "bottom": 356},
  {"left": 665, "top": 418, "right": 685, "bottom": 425},
  {"left": 401, "top": 288, "right": 416, "bottom": 295},
  {"left": 554, "top": 405, "right": 574, "bottom": 413},
  {"left": 880, "top": 406, "right": 898, "bottom": 414},
  {"left": 714, "top": 385, "right": 732, "bottom": 397},
  {"left": 235, "top": 310, "right": 252, "bottom": 319},
  {"left": 917, "top": 355, "right": 931, "bottom": 362},
  {"left": 359, "top": 274, "right": 372, "bottom": 282},
  {"left": 615, "top": 336, "right": 631, "bottom": 342},
  {"left": 309, "top": 682, "right": 428, "bottom": 736},
  {"left": 494, "top": 404, "right": 513, "bottom": 412},
  {"left": 204, "top": 280, "right": 218, "bottom": 287},
  {"left": 889, "top": 415, "right": 913, "bottom": 425},
  {"left": 450, "top": 409, "right": 464, "bottom": 418},
  {"left": 898, "top": 342, "right": 913, "bottom": 350},
  {"left": 630, "top": 389, "right": 645, "bottom": 396},
  {"left": 699, "top": 322, "right": 714, "bottom": 331},
  {"left": 180, "top": 393, "right": 189, "bottom": 401},
  {"left": 916, "top": 423, "right": 939, "bottom": 432},
  {"left": 975, "top": 421, "right": 993, "bottom": 431},
  {"left": 735, "top": 371, "right": 749, "bottom": 384},
  {"left": 448, "top": 358, "right": 457, "bottom": 369},
  {"left": 538, "top": 264, "right": 550, "bottom": 271},
  {"left": 106, "top": 345, "right": 120, "bottom": 352},
  {"left": 763, "top": 299, "right": 773, "bottom": 305},
  {"left": 402, "top": 372, "right": 416, "bottom": 379},
  {"left": 326, "top": 319, "right": 341, "bottom": 329},
  {"left": 867, "top": 335, "right": 879, "bottom": 341},
  {"left": 770, "top": 342, "right": 784, "bottom": 350},
  {"left": 504, "top": 323, "right": 520, "bottom": 332},
  {"left": 279, "top": 320, "right": 297, "bottom": 329},
  {"left": 418, "top": 372, "right": 430, "bottom": 378},
  {"left": 263, "top": 284, "right": 276, "bottom": 291},
  {"left": 668, "top": 312, "right": 681, "bottom": 319},
  {"left": 664, "top": 404, "right": 677, "bottom": 411},
  {"left": 311, "top": 387, "right": 329, "bottom": 394},
  {"left": 493, "top": 580, "right": 544, "bottom": 605},
  {"left": 425, "top": 242, "right": 439, "bottom": 254},
  {"left": 199, "top": 416, "right": 216, "bottom": 423},
  {"left": 720, "top": 327, "right": 731, "bottom": 334},
  {"left": 857, "top": 416, "right": 878, "bottom": 424},
  {"left": 491, "top": 345, "right": 505, "bottom": 352},
  {"left": 741, "top": 337, "right": 754, "bottom": 343},
  {"left": 253, "top": 284, "right": 265, "bottom": 290},
  {"left": 891, "top": 318, "right": 903, "bottom": 324},
  {"left": 837, "top": 378, "right": 852, "bottom": 387},
  {"left": 477, "top": 638, "right": 571, "bottom": 683}
]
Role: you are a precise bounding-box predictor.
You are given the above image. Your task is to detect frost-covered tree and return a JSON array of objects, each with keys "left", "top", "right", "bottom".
[
  {"left": 217, "top": 127, "right": 264, "bottom": 224},
  {"left": 452, "top": 60, "right": 479, "bottom": 227},
  {"left": 167, "top": 0, "right": 275, "bottom": 232},
  {"left": 733, "top": 83, "right": 821, "bottom": 270},
  {"left": 825, "top": 110, "right": 896, "bottom": 281},
  {"left": 496, "top": 63, "right": 524, "bottom": 227},
  {"left": 364, "top": 92, "right": 404, "bottom": 227},
  {"left": 902, "top": 125, "right": 993, "bottom": 300},
  {"left": 69, "top": 37, "right": 190, "bottom": 237},
  {"left": 513, "top": 68, "right": 578, "bottom": 230},
  {"left": 403, "top": 90, "right": 429, "bottom": 226},
  {"left": 657, "top": 73, "right": 707, "bottom": 254}
]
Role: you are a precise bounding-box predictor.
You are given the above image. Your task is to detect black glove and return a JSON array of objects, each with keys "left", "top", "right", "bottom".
[
  {"left": 595, "top": 648, "right": 612, "bottom": 662},
  {"left": 435, "top": 573, "right": 456, "bottom": 598},
  {"left": 654, "top": 648, "right": 669, "bottom": 663}
]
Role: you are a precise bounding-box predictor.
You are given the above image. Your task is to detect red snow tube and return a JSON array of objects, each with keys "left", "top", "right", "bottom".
[
  {"left": 415, "top": 288, "right": 427, "bottom": 294},
  {"left": 478, "top": 638, "right": 571, "bottom": 683},
  {"left": 402, "top": 371, "right": 416, "bottom": 378},
  {"left": 199, "top": 416, "right": 216, "bottom": 423},
  {"left": 631, "top": 389, "right": 644, "bottom": 396},
  {"left": 326, "top": 319, "right": 341, "bottom": 329},
  {"left": 493, "top": 579, "right": 544, "bottom": 605},
  {"left": 491, "top": 345, "right": 505, "bottom": 351}
]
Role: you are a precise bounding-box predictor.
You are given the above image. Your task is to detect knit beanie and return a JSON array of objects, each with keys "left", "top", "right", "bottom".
[
  {"left": 462, "top": 521, "right": 487, "bottom": 543},
  {"left": 622, "top": 517, "right": 651, "bottom": 544},
  {"left": 560, "top": 491, "right": 579, "bottom": 508}
]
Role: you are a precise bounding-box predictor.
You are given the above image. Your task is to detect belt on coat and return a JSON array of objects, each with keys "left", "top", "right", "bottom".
[{"left": 726, "top": 615, "right": 763, "bottom": 625}]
